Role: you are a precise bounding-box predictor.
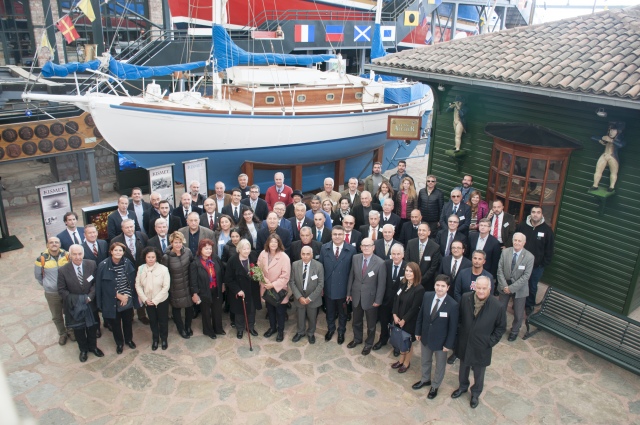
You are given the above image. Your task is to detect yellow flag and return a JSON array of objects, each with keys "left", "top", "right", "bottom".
[
  {"left": 77, "top": 0, "right": 96, "bottom": 22},
  {"left": 40, "top": 31, "right": 53, "bottom": 53},
  {"left": 404, "top": 11, "right": 419, "bottom": 26}
]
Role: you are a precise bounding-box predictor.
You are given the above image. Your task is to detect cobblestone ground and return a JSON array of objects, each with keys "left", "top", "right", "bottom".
[{"left": 2, "top": 152, "right": 640, "bottom": 424}]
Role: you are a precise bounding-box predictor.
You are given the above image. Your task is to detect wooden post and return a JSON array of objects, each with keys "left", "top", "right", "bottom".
[
  {"left": 373, "top": 146, "right": 384, "bottom": 164},
  {"left": 241, "top": 162, "right": 254, "bottom": 185},
  {"left": 334, "top": 159, "right": 346, "bottom": 191},
  {"left": 292, "top": 165, "right": 303, "bottom": 190}
]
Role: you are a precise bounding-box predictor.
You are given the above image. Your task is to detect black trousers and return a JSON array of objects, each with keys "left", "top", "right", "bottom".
[
  {"left": 74, "top": 324, "right": 98, "bottom": 352},
  {"left": 108, "top": 308, "right": 134, "bottom": 346},
  {"left": 325, "top": 296, "right": 347, "bottom": 335},
  {"left": 172, "top": 306, "right": 194, "bottom": 333},
  {"left": 352, "top": 302, "right": 378, "bottom": 347},
  {"left": 458, "top": 359, "right": 487, "bottom": 397},
  {"left": 377, "top": 300, "right": 394, "bottom": 344},
  {"left": 201, "top": 292, "right": 224, "bottom": 336},
  {"left": 266, "top": 302, "right": 286, "bottom": 333},
  {"left": 235, "top": 298, "right": 256, "bottom": 331},
  {"left": 146, "top": 300, "right": 169, "bottom": 341}
]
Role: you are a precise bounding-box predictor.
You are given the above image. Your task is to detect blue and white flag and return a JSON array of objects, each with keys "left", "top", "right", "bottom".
[
  {"left": 354, "top": 25, "right": 371, "bottom": 42},
  {"left": 381, "top": 26, "right": 396, "bottom": 41}
]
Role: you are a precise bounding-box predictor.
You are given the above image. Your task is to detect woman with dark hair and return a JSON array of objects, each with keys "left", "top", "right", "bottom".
[
  {"left": 215, "top": 214, "right": 234, "bottom": 258},
  {"left": 162, "top": 231, "right": 193, "bottom": 339},
  {"left": 189, "top": 238, "right": 225, "bottom": 339},
  {"left": 391, "top": 261, "right": 425, "bottom": 373},
  {"left": 331, "top": 197, "right": 351, "bottom": 227},
  {"left": 467, "top": 190, "right": 489, "bottom": 232},
  {"left": 221, "top": 228, "right": 242, "bottom": 265},
  {"left": 395, "top": 177, "right": 418, "bottom": 223},
  {"left": 135, "top": 246, "right": 170, "bottom": 350},
  {"left": 238, "top": 208, "right": 261, "bottom": 249},
  {"left": 225, "top": 239, "right": 260, "bottom": 339},
  {"left": 257, "top": 233, "right": 291, "bottom": 342},
  {"left": 96, "top": 242, "right": 139, "bottom": 354},
  {"left": 373, "top": 181, "right": 395, "bottom": 206}
]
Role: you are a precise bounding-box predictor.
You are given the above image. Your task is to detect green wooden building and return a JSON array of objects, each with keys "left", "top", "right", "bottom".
[{"left": 370, "top": 6, "right": 640, "bottom": 314}]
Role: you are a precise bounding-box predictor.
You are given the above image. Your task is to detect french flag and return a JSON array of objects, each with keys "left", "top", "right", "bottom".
[
  {"left": 295, "top": 25, "right": 314, "bottom": 42},
  {"left": 325, "top": 25, "right": 344, "bottom": 42}
]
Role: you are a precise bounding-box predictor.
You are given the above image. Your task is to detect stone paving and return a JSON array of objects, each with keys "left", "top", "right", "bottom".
[{"left": 2, "top": 156, "right": 640, "bottom": 424}]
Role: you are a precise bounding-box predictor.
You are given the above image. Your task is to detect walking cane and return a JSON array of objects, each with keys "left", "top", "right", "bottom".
[{"left": 241, "top": 294, "right": 253, "bottom": 351}]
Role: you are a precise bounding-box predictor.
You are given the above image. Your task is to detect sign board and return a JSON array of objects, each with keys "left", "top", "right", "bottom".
[
  {"left": 148, "top": 164, "right": 176, "bottom": 207},
  {"left": 387, "top": 116, "right": 422, "bottom": 140},
  {"left": 183, "top": 158, "right": 209, "bottom": 202},
  {"left": 36, "top": 181, "right": 72, "bottom": 239}
]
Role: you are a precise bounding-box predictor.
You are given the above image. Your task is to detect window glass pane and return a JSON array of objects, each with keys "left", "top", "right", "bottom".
[
  {"left": 497, "top": 175, "right": 508, "bottom": 195},
  {"left": 501, "top": 152, "right": 512, "bottom": 173},
  {"left": 510, "top": 177, "right": 525, "bottom": 199},
  {"left": 548, "top": 160, "right": 563, "bottom": 180},
  {"left": 542, "top": 205, "right": 554, "bottom": 221},
  {"left": 531, "top": 159, "right": 547, "bottom": 180},
  {"left": 489, "top": 169, "right": 495, "bottom": 189},
  {"left": 525, "top": 182, "right": 542, "bottom": 202},
  {"left": 514, "top": 157, "right": 528, "bottom": 177},
  {"left": 543, "top": 183, "right": 558, "bottom": 201},
  {"left": 507, "top": 200, "right": 521, "bottom": 219}
]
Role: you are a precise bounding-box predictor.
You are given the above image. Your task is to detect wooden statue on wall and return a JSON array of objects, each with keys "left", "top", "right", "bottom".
[
  {"left": 591, "top": 121, "right": 625, "bottom": 193},
  {"left": 446, "top": 96, "right": 467, "bottom": 151}
]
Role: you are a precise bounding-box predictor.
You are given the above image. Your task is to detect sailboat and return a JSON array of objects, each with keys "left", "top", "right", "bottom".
[{"left": 22, "top": 0, "right": 433, "bottom": 191}]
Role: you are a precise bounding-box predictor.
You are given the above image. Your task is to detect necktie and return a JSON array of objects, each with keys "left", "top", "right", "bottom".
[
  {"left": 234, "top": 207, "right": 239, "bottom": 222},
  {"left": 453, "top": 205, "right": 458, "bottom": 214},
  {"left": 335, "top": 246, "right": 340, "bottom": 259},
  {"left": 73, "top": 232, "right": 80, "bottom": 244},
  {"left": 317, "top": 230, "right": 322, "bottom": 241},
  {"left": 92, "top": 243, "right": 98, "bottom": 257},
  {"left": 452, "top": 259, "right": 458, "bottom": 277},
  {"left": 161, "top": 238, "right": 167, "bottom": 252},
  {"left": 345, "top": 233, "right": 350, "bottom": 244},
  {"left": 251, "top": 201, "right": 256, "bottom": 211},
  {"left": 430, "top": 298, "right": 440, "bottom": 321},
  {"left": 209, "top": 216, "right": 214, "bottom": 230},
  {"left": 372, "top": 229, "right": 377, "bottom": 240},
  {"left": 511, "top": 252, "right": 518, "bottom": 272},
  {"left": 419, "top": 243, "right": 425, "bottom": 259},
  {"left": 445, "top": 233, "right": 453, "bottom": 256},
  {"left": 384, "top": 216, "right": 388, "bottom": 223},
  {"left": 393, "top": 265, "right": 398, "bottom": 280},
  {"left": 385, "top": 243, "right": 390, "bottom": 256},
  {"left": 493, "top": 216, "right": 500, "bottom": 238},
  {"left": 76, "top": 266, "right": 83, "bottom": 285},
  {"left": 302, "top": 264, "right": 308, "bottom": 291},
  {"left": 129, "top": 237, "right": 136, "bottom": 257},
  {"left": 184, "top": 209, "right": 188, "bottom": 218},
  {"left": 297, "top": 221, "right": 301, "bottom": 231},
  {"left": 361, "top": 257, "right": 368, "bottom": 278}
]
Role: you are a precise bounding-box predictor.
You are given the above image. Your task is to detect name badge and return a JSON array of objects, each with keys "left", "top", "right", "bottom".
[
  {"left": 245, "top": 191, "right": 250, "bottom": 196},
  {"left": 311, "top": 275, "right": 318, "bottom": 280},
  {"left": 197, "top": 204, "right": 203, "bottom": 209},
  {"left": 439, "top": 312, "right": 448, "bottom": 317},
  {"left": 504, "top": 223, "right": 510, "bottom": 228},
  {"left": 315, "top": 255, "right": 320, "bottom": 259},
  {"left": 538, "top": 232, "right": 545, "bottom": 237},
  {"left": 352, "top": 242, "right": 356, "bottom": 246},
  {"left": 399, "top": 276, "right": 404, "bottom": 280},
  {"left": 280, "top": 193, "right": 287, "bottom": 198},
  {"left": 518, "top": 265, "right": 525, "bottom": 270},
  {"left": 396, "top": 289, "right": 402, "bottom": 295},
  {"left": 87, "top": 276, "right": 94, "bottom": 282},
  {"left": 368, "top": 271, "right": 375, "bottom": 277},
  {"left": 424, "top": 256, "right": 431, "bottom": 261},
  {"left": 459, "top": 215, "right": 465, "bottom": 220}
]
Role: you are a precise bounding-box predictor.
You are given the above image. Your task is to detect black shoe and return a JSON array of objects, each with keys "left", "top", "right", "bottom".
[
  {"left": 508, "top": 333, "right": 518, "bottom": 342},
  {"left": 217, "top": 330, "right": 227, "bottom": 336},
  {"left": 264, "top": 328, "right": 276, "bottom": 338},
  {"left": 152, "top": 340, "right": 159, "bottom": 351},
  {"left": 179, "top": 330, "right": 190, "bottom": 339},
  {"left": 276, "top": 332, "right": 284, "bottom": 342},
  {"left": 412, "top": 381, "right": 431, "bottom": 390},
  {"left": 607, "top": 187, "right": 614, "bottom": 192},
  {"left": 250, "top": 329, "right": 258, "bottom": 337},
  {"left": 470, "top": 396, "right": 479, "bottom": 408},
  {"left": 126, "top": 341, "right": 136, "bottom": 349},
  {"left": 79, "top": 351, "right": 88, "bottom": 362},
  {"left": 91, "top": 348, "right": 104, "bottom": 357},
  {"left": 372, "top": 340, "right": 386, "bottom": 351},
  {"left": 428, "top": 387, "right": 438, "bottom": 399},
  {"left": 451, "top": 388, "right": 467, "bottom": 399},
  {"left": 346, "top": 312, "right": 352, "bottom": 322},
  {"left": 116, "top": 345, "right": 123, "bottom": 354},
  {"left": 590, "top": 186, "right": 599, "bottom": 191},
  {"left": 447, "top": 354, "right": 457, "bottom": 364},
  {"left": 96, "top": 329, "right": 102, "bottom": 339},
  {"left": 292, "top": 334, "right": 303, "bottom": 343},
  {"left": 525, "top": 306, "right": 534, "bottom": 316},
  {"left": 285, "top": 313, "right": 289, "bottom": 321},
  {"left": 231, "top": 322, "right": 236, "bottom": 328},
  {"left": 208, "top": 334, "right": 217, "bottom": 340},
  {"left": 237, "top": 331, "right": 243, "bottom": 339},
  {"left": 161, "top": 340, "right": 168, "bottom": 350},
  {"left": 347, "top": 340, "right": 361, "bottom": 349},
  {"left": 337, "top": 333, "right": 345, "bottom": 345},
  {"left": 361, "top": 346, "right": 372, "bottom": 356},
  {"left": 324, "top": 330, "right": 334, "bottom": 342},
  {"left": 393, "top": 349, "right": 400, "bottom": 357},
  {"left": 308, "top": 335, "right": 316, "bottom": 344},
  {"left": 186, "top": 328, "right": 193, "bottom": 336}
]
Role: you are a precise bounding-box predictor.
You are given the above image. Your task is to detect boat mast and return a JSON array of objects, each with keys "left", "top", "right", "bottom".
[{"left": 212, "top": 0, "right": 225, "bottom": 100}]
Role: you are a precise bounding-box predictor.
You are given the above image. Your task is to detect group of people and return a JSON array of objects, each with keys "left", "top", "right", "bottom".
[{"left": 35, "top": 165, "right": 555, "bottom": 408}]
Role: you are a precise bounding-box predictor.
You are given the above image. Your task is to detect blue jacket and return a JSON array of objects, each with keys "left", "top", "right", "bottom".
[
  {"left": 95, "top": 257, "right": 139, "bottom": 319},
  {"left": 318, "top": 242, "right": 355, "bottom": 300},
  {"left": 415, "top": 292, "right": 459, "bottom": 352}
]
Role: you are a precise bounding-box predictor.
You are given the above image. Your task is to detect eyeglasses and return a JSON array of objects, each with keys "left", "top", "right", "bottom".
[
  {"left": 451, "top": 195, "right": 461, "bottom": 198},
  {"left": 426, "top": 180, "right": 436, "bottom": 183},
  {"left": 361, "top": 244, "right": 374, "bottom": 248}
]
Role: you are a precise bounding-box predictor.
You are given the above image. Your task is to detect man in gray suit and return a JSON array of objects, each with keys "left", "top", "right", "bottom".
[
  {"left": 179, "top": 212, "right": 215, "bottom": 255},
  {"left": 497, "top": 232, "right": 534, "bottom": 342},
  {"left": 346, "top": 237, "right": 387, "bottom": 355},
  {"left": 290, "top": 246, "right": 325, "bottom": 344}
]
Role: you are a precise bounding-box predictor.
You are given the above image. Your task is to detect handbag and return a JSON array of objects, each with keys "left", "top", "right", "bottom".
[
  {"left": 389, "top": 323, "right": 412, "bottom": 353},
  {"left": 262, "top": 288, "right": 288, "bottom": 307},
  {"left": 116, "top": 294, "right": 134, "bottom": 312}
]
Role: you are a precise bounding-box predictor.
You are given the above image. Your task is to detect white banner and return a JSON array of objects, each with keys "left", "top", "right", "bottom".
[
  {"left": 183, "top": 158, "right": 209, "bottom": 202},
  {"left": 36, "top": 181, "right": 72, "bottom": 239},
  {"left": 148, "top": 164, "right": 175, "bottom": 207}
]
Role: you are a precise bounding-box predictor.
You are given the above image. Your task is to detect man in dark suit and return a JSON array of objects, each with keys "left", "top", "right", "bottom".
[
  {"left": 290, "top": 227, "right": 322, "bottom": 263},
  {"left": 312, "top": 212, "right": 332, "bottom": 244},
  {"left": 82, "top": 224, "right": 108, "bottom": 264},
  {"left": 374, "top": 223, "right": 400, "bottom": 261},
  {"left": 143, "top": 192, "right": 162, "bottom": 235},
  {"left": 289, "top": 202, "right": 314, "bottom": 242},
  {"left": 179, "top": 212, "right": 215, "bottom": 255},
  {"left": 352, "top": 191, "right": 382, "bottom": 229},
  {"left": 486, "top": 199, "right": 516, "bottom": 248},
  {"left": 340, "top": 177, "right": 361, "bottom": 209},
  {"left": 467, "top": 219, "right": 501, "bottom": 278},
  {"left": 241, "top": 184, "right": 269, "bottom": 221},
  {"left": 237, "top": 173, "right": 250, "bottom": 200},
  {"left": 452, "top": 276, "right": 506, "bottom": 408},
  {"left": 290, "top": 246, "right": 325, "bottom": 344},
  {"left": 107, "top": 195, "right": 140, "bottom": 241},
  {"left": 346, "top": 237, "right": 387, "bottom": 355},
  {"left": 398, "top": 209, "right": 422, "bottom": 247},
  {"left": 439, "top": 189, "right": 471, "bottom": 236},
  {"left": 284, "top": 190, "right": 306, "bottom": 219},
  {"left": 319, "top": 225, "right": 356, "bottom": 345},
  {"left": 436, "top": 215, "right": 468, "bottom": 257},
  {"left": 405, "top": 224, "right": 441, "bottom": 291},
  {"left": 413, "top": 275, "right": 459, "bottom": 400},
  {"left": 57, "top": 244, "right": 104, "bottom": 362},
  {"left": 199, "top": 197, "right": 220, "bottom": 231},
  {"left": 57, "top": 212, "right": 85, "bottom": 251},
  {"left": 359, "top": 210, "right": 383, "bottom": 247},
  {"left": 128, "top": 187, "right": 150, "bottom": 235},
  {"left": 150, "top": 200, "right": 181, "bottom": 239},
  {"left": 374, "top": 244, "right": 407, "bottom": 353},
  {"left": 256, "top": 212, "right": 291, "bottom": 254},
  {"left": 173, "top": 192, "right": 203, "bottom": 228},
  {"left": 221, "top": 188, "right": 245, "bottom": 224},
  {"left": 147, "top": 217, "right": 171, "bottom": 254},
  {"left": 341, "top": 215, "right": 362, "bottom": 251},
  {"left": 272, "top": 201, "right": 294, "bottom": 241},
  {"left": 439, "top": 240, "right": 472, "bottom": 292},
  {"left": 380, "top": 198, "right": 402, "bottom": 235}
]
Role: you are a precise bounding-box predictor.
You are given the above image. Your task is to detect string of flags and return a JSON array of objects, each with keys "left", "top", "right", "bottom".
[
  {"left": 40, "top": 0, "right": 96, "bottom": 53},
  {"left": 295, "top": 24, "right": 397, "bottom": 43}
]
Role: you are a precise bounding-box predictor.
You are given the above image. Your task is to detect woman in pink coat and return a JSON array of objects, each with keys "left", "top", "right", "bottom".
[
  {"left": 467, "top": 190, "right": 489, "bottom": 232},
  {"left": 257, "top": 233, "right": 291, "bottom": 342}
]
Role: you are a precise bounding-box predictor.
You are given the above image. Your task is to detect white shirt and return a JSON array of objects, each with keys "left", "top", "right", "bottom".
[
  {"left": 430, "top": 295, "right": 445, "bottom": 313},
  {"left": 476, "top": 234, "right": 488, "bottom": 251},
  {"left": 369, "top": 226, "right": 379, "bottom": 238},
  {"left": 216, "top": 197, "right": 225, "bottom": 213},
  {"left": 67, "top": 228, "right": 82, "bottom": 244},
  {"left": 492, "top": 212, "right": 504, "bottom": 243},
  {"left": 133, "top": 202, "right": 145, "bottom": 233},
  {"left": 332, "top": 243, "right": 343, "bottom": 257},
  {"left": 301, "top": 261, "right": 311, "bottom": 291}
]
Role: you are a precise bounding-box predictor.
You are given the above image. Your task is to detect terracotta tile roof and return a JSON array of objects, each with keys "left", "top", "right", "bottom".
[{"left": 373, "top": 6, "right": 640, "bottom": 101}]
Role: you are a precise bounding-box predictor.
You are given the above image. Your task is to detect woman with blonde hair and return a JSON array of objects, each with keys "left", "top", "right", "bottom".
[
  {"left": 395, "top": 177, "right": 417, "bottom": 223},
  {"left": 135, "top": 247, "right": 170, "bottom": 350},
  {"left": 162, "top": 231, "right": 193, "bottom": 339}
]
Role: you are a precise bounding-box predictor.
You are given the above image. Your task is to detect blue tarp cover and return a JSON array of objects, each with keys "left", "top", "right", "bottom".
[
  {"left": 41, "top": 59, "right": 101, "bottom": 77},
  {"left": 212, "top": 24, "right": 334, "bottom": 71},
  {"left": 384, "top": 83, "right": 430, "bottom": 104},
  {"left": 41, "top": 58, "right": 206, "bottom": 79},
  {"left": 370, "top": 23, "right": 386, "bottom": 60}
]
